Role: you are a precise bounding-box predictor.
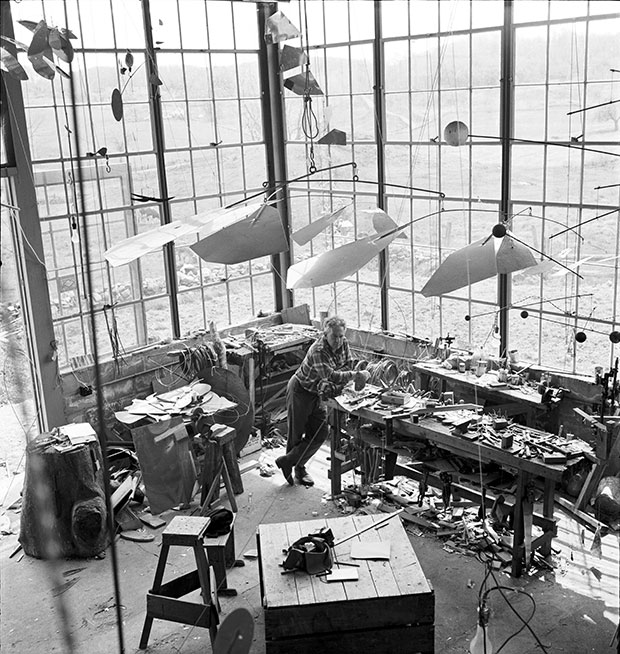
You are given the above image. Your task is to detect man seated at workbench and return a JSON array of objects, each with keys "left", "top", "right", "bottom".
[{"left": 276, "top": 316, "right": 369, "bottom": 487}]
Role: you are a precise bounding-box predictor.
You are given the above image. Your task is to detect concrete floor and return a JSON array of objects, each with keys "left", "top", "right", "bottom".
[{"left": 1, "top": 445, "right": 618, "bottom": 654}]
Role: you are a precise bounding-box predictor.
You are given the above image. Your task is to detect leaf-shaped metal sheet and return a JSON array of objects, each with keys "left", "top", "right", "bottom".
[
  {"left": 190, "top": 205, "right": 287, "bottom": 264},
  {"left": 27, "top": 20, "right": 51, "bottom": 57},
  {"left": 0, "top": 47, "right": 29, "bottom": 80},
  {"left": 60, "top": 27, "right": 78, "bottom": 40},
  {"left": 0, "top": 35, "right": 29, "bottom": 53},
  {"left": 111, "top": 88, "right": 123, "bottom": 121},
  {"left": 280, "top": 44, "right": 307, "bottom": 72},
  {"left": 29, "top": 52, "right": 55, "bottom": 79},
  {"left": 286, "top": 229, "right": 404, "bottom": 289},
  {"left": 292, "top": 205, "right": 349, "bottom": 246},
  {"left": 104, "top": 202, "right": 267, "bottom": 267},
  {"left": 420, "top": 233, "right": 537, "bottom": 297},
  {"left": 264, "top": 11, "right": 300, "bottom": 45},
  {"left": 283, "top": 71, "right": 323, "bottom": 96},
  {"left": 125, "top": 50, "right": 134, "bottom": 70},
  {"left": 17, "top": 20, "right": 40, "bottom": 33},
  {"left": 49, "top": 27, "right": 74, "bottom": 63},
  {"left": 317, "top": 128, "right": 346, "bottom": 145},
  {"left": 366, "top": 208, "right": 407, "bottom": 239}
]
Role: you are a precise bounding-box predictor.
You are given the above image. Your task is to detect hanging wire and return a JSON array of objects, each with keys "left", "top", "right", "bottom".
[{"left": 300, "top": 0, "right": 319, "bottom": 173}]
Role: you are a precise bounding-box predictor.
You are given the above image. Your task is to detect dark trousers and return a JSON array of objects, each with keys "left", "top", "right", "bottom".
[{"left": 281, "top": 376, "right": 328, "bottom": 471}]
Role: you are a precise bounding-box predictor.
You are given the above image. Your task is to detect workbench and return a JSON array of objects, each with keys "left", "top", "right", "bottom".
[
  {"left": 257, "top": 513, "right": 434, "bottom": 654},
  {"left": 327, "top": 398, "right": 575, "bottom": 577},
  {"left": 411, "top": 361, "right": 553, "bottom": 429},
  {"left": 227, "top": 323, "right": 319, "bottom": 422}
]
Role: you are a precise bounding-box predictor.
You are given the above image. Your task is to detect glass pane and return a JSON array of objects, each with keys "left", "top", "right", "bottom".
[
  {"left": 1, "top": 197, "right": 40, "bottom": 457},
  {"left": 144, "top": 296, "right": 173, "bottom": 344},
  {"left": 179, "top": 288, "right": 206, "bottom": 335}
]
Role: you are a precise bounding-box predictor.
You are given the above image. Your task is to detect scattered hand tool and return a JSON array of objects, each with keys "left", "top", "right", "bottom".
[
  {"left": 440, "top": 472, "right": 453, "bottom": 509},
  {"left": 418, "top": 470, "right": 429, "bottom": 506}
]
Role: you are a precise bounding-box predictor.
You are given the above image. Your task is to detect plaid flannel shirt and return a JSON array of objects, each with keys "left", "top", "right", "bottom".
[{"left": 294, "top": 335, "right": 354, "bottom": 399}]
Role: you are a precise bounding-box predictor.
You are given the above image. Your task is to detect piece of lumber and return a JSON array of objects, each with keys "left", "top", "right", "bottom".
[{"left": 555, "top": 496, "right": 607, "bottom": 533}]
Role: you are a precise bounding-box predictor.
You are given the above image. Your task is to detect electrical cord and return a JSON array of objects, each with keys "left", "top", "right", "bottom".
[{"left": 474, "top": 547, "right": 550, "bottom": 654}]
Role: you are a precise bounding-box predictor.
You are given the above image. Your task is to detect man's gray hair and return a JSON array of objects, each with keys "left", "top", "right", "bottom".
[{"left": 323, "top": 316, "right": 346, "bottom": 333}]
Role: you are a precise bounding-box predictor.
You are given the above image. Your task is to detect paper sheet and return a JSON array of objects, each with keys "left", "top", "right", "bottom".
[
  {"left": 350, "top": 541, "right": 391, "bottom": 560},
  {"left": 324, "top": 567, "right": 359, "bottom": 582},
  {"left": 60, "top": 422, "right": 97, "bottom": 445}
]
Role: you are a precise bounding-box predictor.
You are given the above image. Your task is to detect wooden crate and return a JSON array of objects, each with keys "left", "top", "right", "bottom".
[{"left": 258, "top": 514, "right": 434, "bottom": 654}]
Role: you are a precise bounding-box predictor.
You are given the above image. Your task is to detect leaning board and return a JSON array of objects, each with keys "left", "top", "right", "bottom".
[{"left": 257, "top": 513, "right": 434, "bottom": 654}]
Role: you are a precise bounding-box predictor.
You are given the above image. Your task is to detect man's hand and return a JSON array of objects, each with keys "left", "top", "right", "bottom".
[{"left": 354, "top": 369, "right": 371, "bottom": 391}]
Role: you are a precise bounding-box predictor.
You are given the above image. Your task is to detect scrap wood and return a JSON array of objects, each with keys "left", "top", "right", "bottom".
[
  {"left": 400, "top": 510, "right": 439, "bottom": 531},
  {"left": 9, "top": 542, "right": 22, "bottom": 559},
  {"left": 437, "top": 528, "right": 463, "bottom": 537},
  {"left": 51, "top": 578, "right": 79, "bottom": 597},
  {"left": 555, "top": 496, "right": 607, "bottom": 533}
]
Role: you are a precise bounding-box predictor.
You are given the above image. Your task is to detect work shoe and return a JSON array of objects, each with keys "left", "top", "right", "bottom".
[
  {"left": 295, "top": 468, "right": 314, "bottom": 487},
  {"left": 275, "top": 456, "right": 294, "bottom": 485}
]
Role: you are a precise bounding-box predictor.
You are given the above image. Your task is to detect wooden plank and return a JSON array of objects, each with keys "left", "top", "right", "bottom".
[
  {"left": 145, "top": 594, "right": 213, "bottom": 628},
  {"left": 352, "top": 514, "right": 400, "bottom": 599},
  {"left": 265, "top": 623, "right": 434, "bottom": 654},
  {"left": 258, "top": 522, "right": 299, "bottom": 609},
  {"left": 555, "top": 496, "right": 607, "bottom": 532},
  {"left": 372, "top": 514, "right": 433, "bottom": 597},
  {"left": 264, "top": 595, "right": 434, "bottom": 640},
  {"left": 328, "top": 515, "right": 375, "bottom": 602},
  {"left": 573, "top": 462, "right": 600, "bottom": 511}
]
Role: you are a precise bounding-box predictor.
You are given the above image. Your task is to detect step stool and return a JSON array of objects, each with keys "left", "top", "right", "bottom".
[
  {"left": 139, "top": 515, "right": 219, "bottom": 650},
  {"left": 204, "top": 512, "right": 245, "bottom": 596},
  {"left": 200, "top": 424, "right": 243, "bottom": 511},
  {"left": 199, "top": 425, "right": 245, "bottom": 596}
]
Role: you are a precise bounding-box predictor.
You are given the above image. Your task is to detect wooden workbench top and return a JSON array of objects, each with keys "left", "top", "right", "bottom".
[{"left": 258, "top": 513, "right": 432, "bottom": 610}]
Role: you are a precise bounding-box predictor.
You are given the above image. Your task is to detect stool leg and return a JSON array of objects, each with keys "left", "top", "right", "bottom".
[
  {"left": 201, "top": 440, "right": 222, "bottom": 505},
  {"left": 222, "top": 440, "right": 243, "bottom": 494},
  {"left": 139, "top": 543, "right": 170, "bottom": 649},
  {"left": 220, "top": 460, "right": 238, "bottom": 513},
  {"left": 200, "top": 460, "right": 225, "bottom": 514},
  {"left": 193, "top": 543, "right": 218, "bottom": 644},
  {"left": 206, "top": 543, "right": 228, "bottom": 592}
]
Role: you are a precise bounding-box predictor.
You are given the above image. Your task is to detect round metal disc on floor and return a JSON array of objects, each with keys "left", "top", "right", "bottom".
[{"left": 213, "top": 607, "right": 254, "bottom": 654}]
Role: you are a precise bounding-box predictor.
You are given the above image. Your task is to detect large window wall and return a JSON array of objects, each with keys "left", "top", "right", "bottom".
[
  {"left": 283, "top": 0, "right": 619, "bottom": 372},
  {"left": 3, "top": 0, "right": 619, "bottom": 376},
  {"left": 7, "top": 0, "right": 273, "bottom": 367}
]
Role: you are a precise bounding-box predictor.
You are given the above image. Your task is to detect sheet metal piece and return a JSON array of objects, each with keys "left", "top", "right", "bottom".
[
  {"left": 104, "top": 202, "right": 267, "bottom": 267},
  {"left": 291, "top": 205, "right": 350, "bottom": 246},
  {"left": 286, "top": 228, "right": 404, "bottom": 289},
  {"left": 421, "top": 232, "right": 537, "bottom": 297},
  {"left": 190, "top": 204, "right": 287, "bottom": 264}
]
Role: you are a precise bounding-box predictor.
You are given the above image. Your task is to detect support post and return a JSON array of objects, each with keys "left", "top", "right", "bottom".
[
  {"left": 1, "top": 2, "right": 65, "bottom": 429},
  {"left": 257, "top": 2, "right": 293, "bottom": 311},
  {"left": 142, "top": 0, "right": 180, "bottom": 337},
  {"left": 498, "top": 0, "right": 515, "bottom": 358},
  {"left": 374, "top": 1, "right": 389, "bottom": 330}
]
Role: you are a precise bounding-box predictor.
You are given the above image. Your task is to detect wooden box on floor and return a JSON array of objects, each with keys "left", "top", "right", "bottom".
[{"left": 257, "top": 514, "right": 434, "bottom": 654}]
